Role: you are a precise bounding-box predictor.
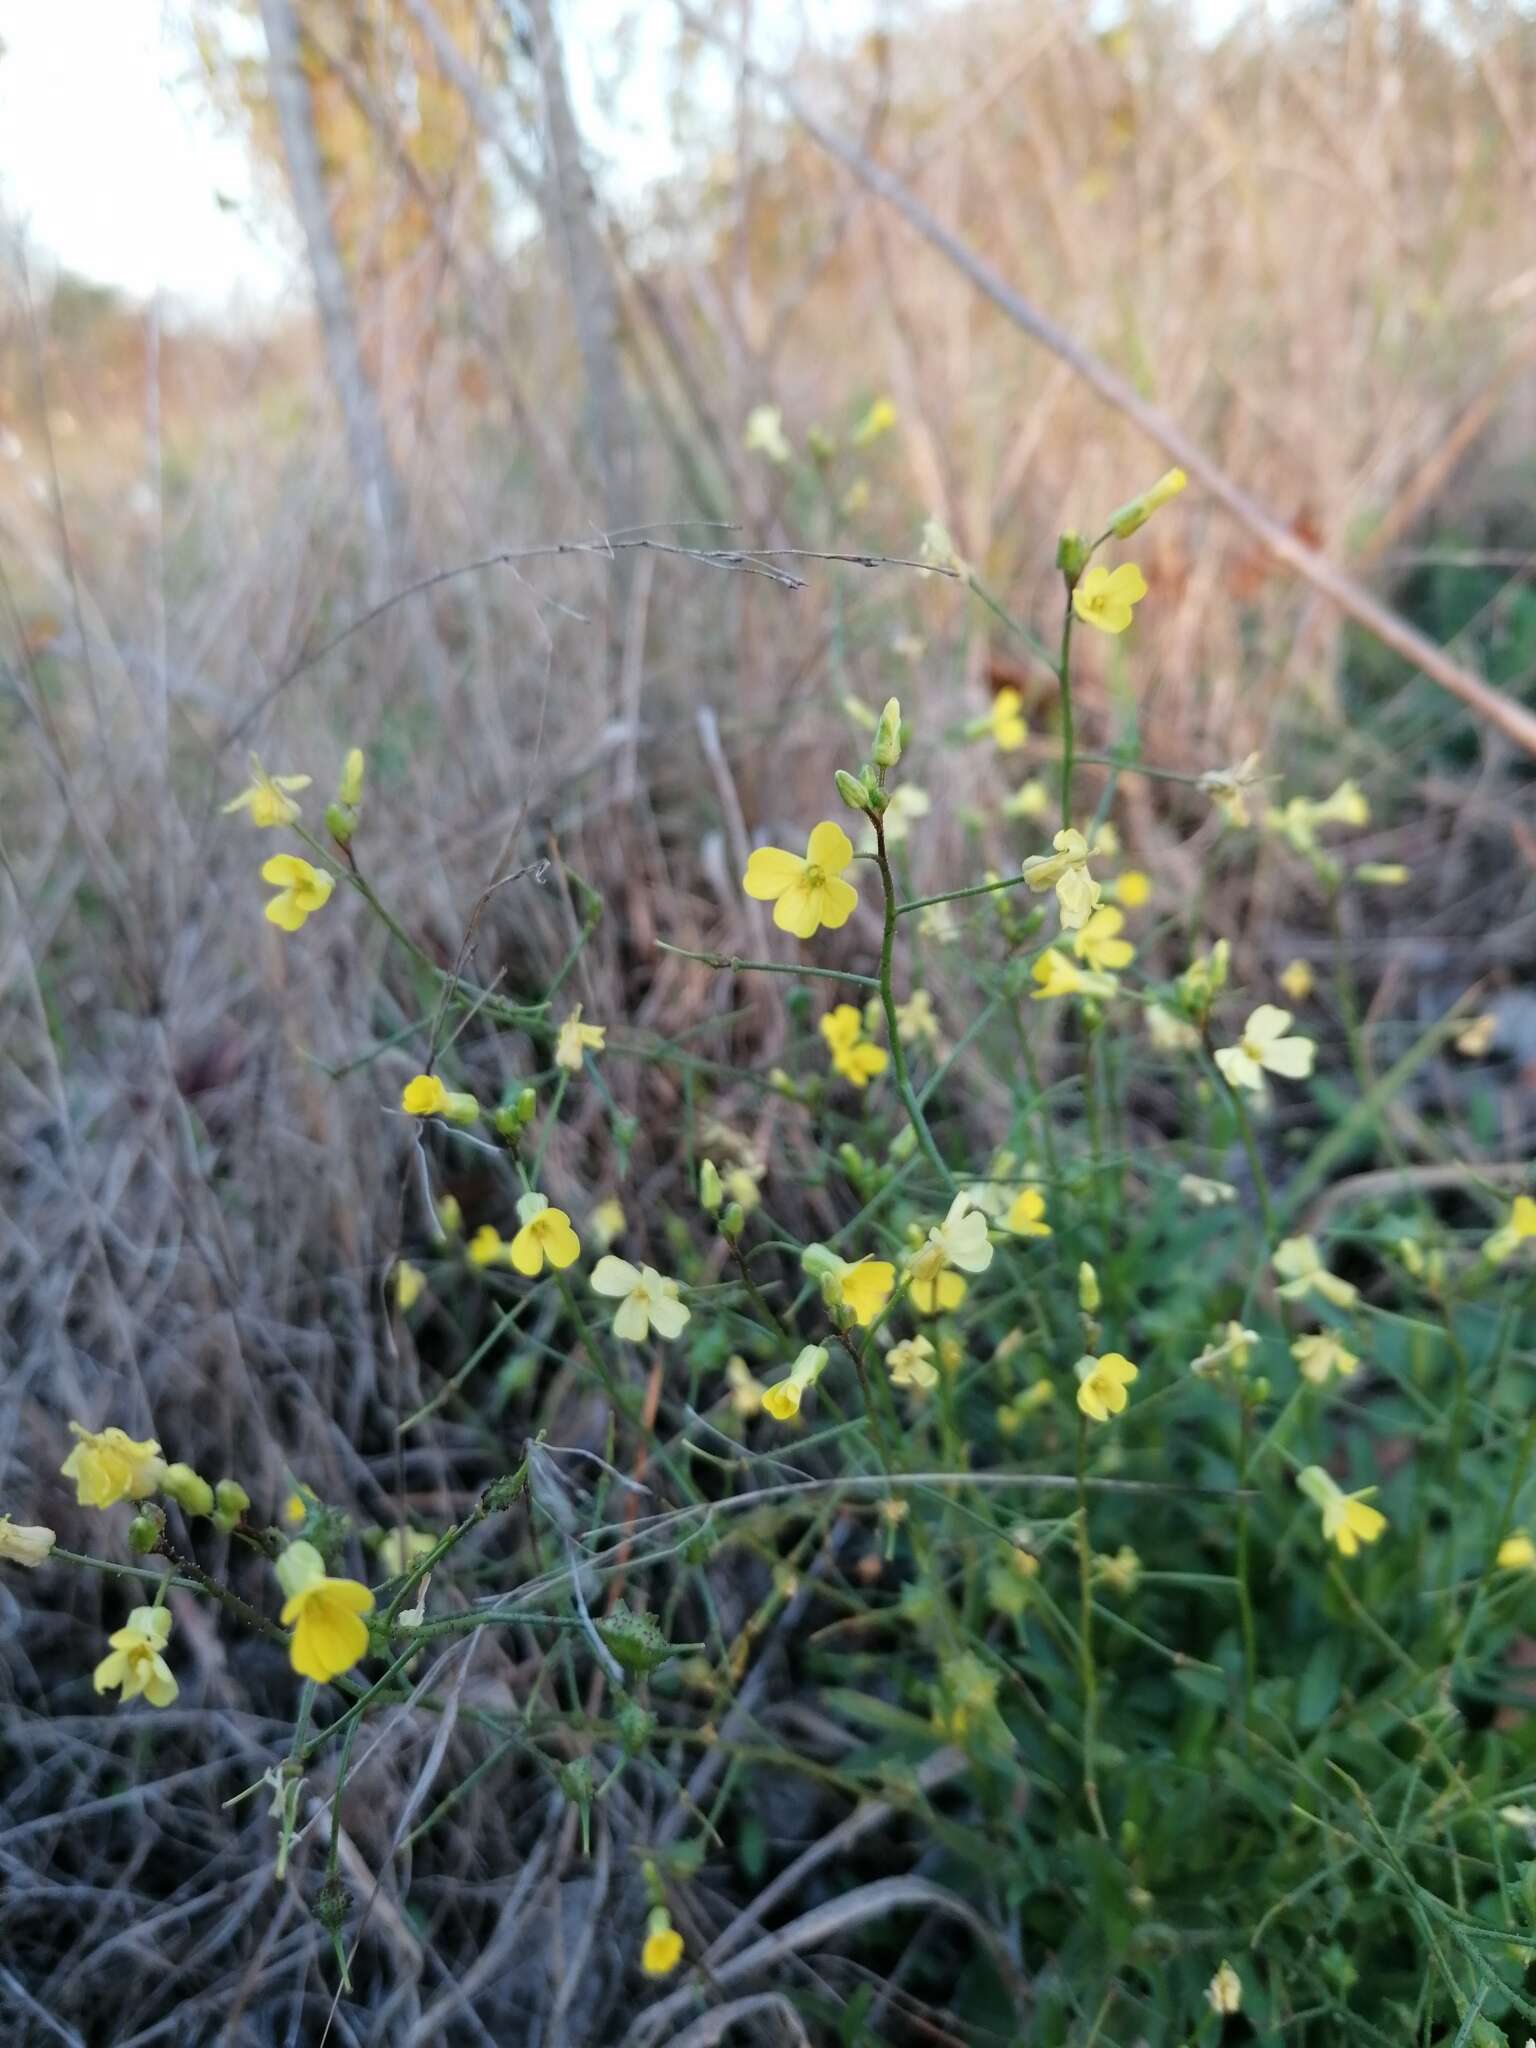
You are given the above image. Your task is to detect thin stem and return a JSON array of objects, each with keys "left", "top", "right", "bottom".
[
  {"left": 656, "top": 938, "right": 881, "bottom": 989},
  {"left": 155, "top": 1536, "right": 286, "bottom": 1644},
  {"left": 873, "top": 809, "right": 952, "bottom": 1189},
  {"left": 1075, "top": 1414, "right": 1108, "bottom": 1838},
  {"left": 1235, "top": 1392, "right": 1258, "bottom": 1731},
  {"left": 1057, "top": 589, "right": 1077, "bottom": 830}
]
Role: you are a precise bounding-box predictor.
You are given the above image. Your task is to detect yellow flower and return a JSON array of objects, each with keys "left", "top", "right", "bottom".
[
  {"left": 337, "top": 747, "right": 365, "bottom": 808},
  {"left": 1021, "top": 828, "right": 1101, "bottom": 929},
  {"left": 60, "top": 1424, "right": 165, "bottom": 1508},
  {"left": 1215, "top": 1005, "right": 1316, "bottom": 1092},
  {"left": 1030, "top": 949, "right": 1117, "bottom": 1002},
  {"left": 1198, "top": 753, "right": 1263, "bottom": 829},
  {"left": 1005, "top": 778, "right": 1051, "bottom": 820},
  {"left": 1485, "top": 1195, "right": 1536, "bottom": 1265},
  {"left": 1071, "top": 562, "right": 1147, "bottom": 635},
  {"left": 277, "top": 1540, "right": 374, "bottom": 1683},
  {"left": 1111, "top": 868, "right": 1151, "bottom": 908},
  {"left": 918, "top": 901, "right": 959, "bottom": 944},
  {"left": 1297, "top": 1465, "right": 1386, "bottom": 1558},
  {"left": 282, "top": 1490, "right": 309, "bottom": 1525},
  {"left": 725, "top": 1356, "right": 765, "bottom": 1418},
  {"left": 376, "top": 1525, "right": 436, "bottom": 1576},
  {"left": 850, "top": 394, "right": 898, "bottom": 446},
  {"left": 1206, "top": 1961, "right": 1243, "bottom": 2016},
  {"left": 555, "top": 1004, "right": 606, "bottom": 1073},
  {"left": 819, "top": 1004, "right": 888, "bottom": 1087},
  {"left": 1075, "top": 1352, "right": 1138, "bottom": 1422},
  {"left": 590, "top": 1256, "right": 690, "bottom": 1342},
  {"left": 988, "top": 688, "right": 1028, "bottom": 751},
  {"left": 1354, "top": 862, "right": 1409, "bottom": 886},
  {"left": 468, "top": 1224, "right": 509, "bottom": 1268},
  {"left": 722, "top": 1162, "right": 764, "bottom": 1213},
  {"left": 905, "top": 1192, "right": 993, "bottom": 1316},
  {"left": 1094, "top": 1545, "right": 1141, "bottom": 1596},
  {"left": 1291, "top": 1331, "right": 1360, "bottom": 1386},
  {"left": 222, "top": 753, "right": 311, "bottom": 829},
  {"left": 1455, "top": 1013, "right": 1497, "bottom": 1057},
  {"left": 641, "top": 1909, "right": 684, "bottom": 1977},
  {"left": 1190, "top": 1321, "right": 1259, "bottom": 1376},
  {"left": 261, "top": 855, "right": 334, "bottom": 932},
  {"left": 400, "top": 1073, "right": 479, "bottom": 1124},
  {"left": 1179, "top": 1172, "right": 1237, "bottom": 1205},
  {"left": 895, "top": 989, "right": 940, "bottom": 1047},
  {"left": 590, "top": 1197, "right": 627, "bottom": 1249},
  {"left": 94, "top": 1604, "right": 178, "bottom": 1708},
  {"left": 1279, "top": 958, "right": 1315, "bottom": 1003},
  {"left": 393, "top": 1261, "right": 425, "bottom": 1311},
  {"left": 1498, "top": 1531, "right": 1536, "bottom": 1572},
  {"left": 1273, "top": 1235, "right": 1358, "bottom": 1309},
  {"left": 762, "top": 1345, "right": 829, "bottom": 1421},
  {"left": 743, "top": 404, "right": 790, "bottom": 462},
  {"left": 1004, "top": 1187, "right": 1051, "bottom": 1237},
  {"left": 435, "top": 1195, "right": 463, "bottom": 1239},
  {"left": 826, "top": 1255, "right": 895, "bottom": 1325},
  {"left": 743, "top": 821, "right": 859, "bottom": 940},
  {"left": 1269, "top": 779, "right": 1370, "bottom": 853},
  {"left": 887, "top": 1335, "right": 939, "bottom": 1388},
  {"left": 509, "top": 1192, "right": 581, "bottom": 1276},
  {"left": 1073, "top": 905, "right": 1135, "bottom": 973},
  {"left": 0, "top": 1515, "right": 55, "bottom": 1567}
]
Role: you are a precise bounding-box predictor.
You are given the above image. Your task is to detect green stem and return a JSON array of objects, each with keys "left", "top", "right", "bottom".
[
  {"left": 873, "top": 810, "right": 952, "bottom": 1189},
  {"left": 1076, "top": 1413, "right": 1108, "bottom": 1838},
  {"left": 656, "top": 939, "right": 880, "bottom": 990},
  {"left": 1235, "top": 1392, "right": 1258, "bottom": 1731},
  {"left": 1057, "top": 590, "right": 1077, "bottom": 830},
  {"left": 155, "top": 1537, "right": 286, "bottom": 1644}
]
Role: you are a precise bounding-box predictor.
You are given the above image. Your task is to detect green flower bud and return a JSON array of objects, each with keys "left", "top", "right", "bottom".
[
  {"left": 616, "top": 1698, "right": 656, "bottom": 1754},
  {"left": 720, "top": 1202, "right": 744, "bottom": 1244},
  {"left": 1107, "top": 466, "right": 1187, "bottom": 539},
  {"left": 324, "top": 802, "right": 355, "bottom": 848},
  {"left": 212, "top": 1479, "right": 250, "bottom": 1532},
  {"left": 873, "top": 696, "right": 903, "bottom": 767},
  {"left": 127, "top": 1508, "right": 164, "bottom": 1554},
  {"left": 1056, "top": 530, "right": 1090, "bottom": 581},
  {"left": 337, "top": 746, "right": 365, "bottom": 808},
  {"left": 162, "top": 1462, "right": 215, "bottom": 1518},
  {"left": 699, "top": 1160, "right": 723, "bottom": 1214},
  {"left": 1077, "top": 1262, "right": 1101, "bottom": 1315},
  {"left": 834, "top": 768, "right": 871, "bottom": 815},
  {"left": 800, "top": 1243, "right": 841, "bottom": 1281}
]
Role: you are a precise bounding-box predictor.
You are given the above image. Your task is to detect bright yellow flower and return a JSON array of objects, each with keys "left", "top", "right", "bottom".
[
  {"left": 1021, "top": 828, "right": 1101, "bottom": 930},
  {"left": 261, "top": 855, "right": 334, "bottom": 932},
  {"left": 282, "top": 1491, "right": 308, "bottom": 1525},
  {"left": 1073, "top": 905, "right": 1135, "bottom": 973},
  {"left": 0, "top": 1515, "right": 55, "bottom": 1567},
  {"left": 640, "top": 1909, "right": 684, "bottom": 1977},
  {"left": 1076, "top": 1351, "right": 1138, "bottom": 1422},
  {"left": 1215, "top": 1005, "right": 1316, "bottom": 1092},
  {"left": 1279, "top": 958, "right": 1315, "bottom": 1004},
  {"left": 1111, "top": 869, "right": 1151, "bottom": 908},
  {"left": 725, "top": 1356, "right": 765, "bottom": 1418},
  {"left": 555, "top": 1004, "right": 606, "bottom": 1073},
  {"left": 468, "top": 1225, "right": 509, "bottom": 1268},
  {"left": 887, "top": 1335, "right": 939, "bottom": 1388},
  {"left": 277, "top": 1540, "right": 375, "bottom": 1683},
  {"left": 1273, "top": 1236, "right": 1358, "bottom": 1309},
  {"left": 393, "top": 1261, "right": 425, "bottom": 1311},
  {"left": 762, "top": 1345, "right": 828, "bottom": 1420},
  {"left": 828, "top": 1255, "right": 895, "bottom": 1325},
  {"left": 94, "top": 1604, "right": 178, "bottom": 1708},
  {"left": 1485, "top": 1195, "right": 1536, "bottom": 1264},
  {"left": 590, "top": 1256, "right": 690, "bottom": 1342},
  {"left": 1498, "top": 1531, "right": 1536, "bottom": 1572},
  {"left": 60, "top": 1424, "right": 165, "bottom": 1508},
  {"left": 400, "top": 1073, "right": 479, "bottom": 1124},
  {"left": 1291, "top": 1331, "right": 1360, "bottom": 1386},
  {"left": 222, "top": 753, "right": 311, "bottom": 829},
  {"left": 1298, "top": 1465, "right": 1386, "bottom": 1558},
  {"left": 1030, "top": 949, "right": 1117, "bottom": 1002},
  {"left": 509, "top": 1192, "right": 581, "bottom": 1276},
  {"left": 743, "top": 821, "right": 860, "bottom": 939},
  {"left": 1071, "top": 562, "right": 1147, "bottom": 635},
  {"left": 851, "top": 394, "right": 898, "bottom": 446},
  {"left": 988, "top": 688, "right": 1028, "bottom": 751},
  {"left": 589, "top": 1197, "right": 627, "bottom": 1249},
  {"left": 1005, "top": 1187, "right": 1051, "bottom": 1237},
  {"left": 819, "top": 1003, "right": 888, "bottom": 1087}
]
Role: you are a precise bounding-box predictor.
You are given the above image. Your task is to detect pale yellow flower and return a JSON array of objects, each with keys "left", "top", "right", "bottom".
[
  {"left": 222, "top": 753, "right": 311, "bottom": 829},
  {"left": 1484, "top": 1195, "right": 1536, "bottom": 1265},
  {"left": 1030, "top": 950, "right": 1118, "bottom": 1002},
  {"left": 376, "top": 1525, "right": 436, "bottom": 1576},
  {"left": 590, "top": 1257, "right": 690, "bottom": 1342},
  {"left": 1455, "top": 1013, "right": 1498, "bottom": 1058},
  {"left": 94, "top": 1604, "right": 178, "bottom": 1708},
  {"left": 509, "top": 1192, "right": 580, "bottom": 1276},
  {"left": 1206, "top": 1962, "right": 1243, "bottom": 2016},
  {"left": 277, "top": 1541, "right": 374, "bottom": 1683},
  {"left": 555, "top": 1004, "right": 606, "bottom": 1073},
  {"left": 988, "top": 688, "right": 1028, "bottom": 751},
  {"left": 1148, "top": 1005, "right": 1201, "bottom": 1052},
  {"left": 1198, "top": 753, "right": 1263, "bottom": 829},
  {"left": 1215, "top": 1005, "right": 1315, "bottom": 1092},
  {"left": 887, "top": 1335, "right": 939, "bottom": 1389},
  {"left": 589, "top": 1197, "right": 627, "bottom": 1249},
  {"left": 1004, "top": 778, "right": 1051, "bottom": 820},
  {"left": 1071, "top": 562, "right": 1147, "bottom": 635},
  {"left": 1279, "top": 958, "right": 1315, "bottom": 1003},
  {"left": 918, "top": 901, "right": 959, "bottom": 944},
  {"left": 1190, "top": 1321, "right": 1258, "bottom": 1376},
  {"left": 261, "top": 855, "right": 334, "bottom": 932},
  {"left": 725, "top": 1356, "right": 765, "bottom": 1418},
  {"left": 60, "top": 1424, "right": 165, "bottom": 1508},
  {"left": 1075, "top": 1352, "right": 1138, "bottom": 1422},
  {"left": 1291, "top": 1330, "right": 1360, "bottom": 1386},
  {"left": 1004, "top": 1187, "right": 1052, "bottom": 1237},
  {"left": 743, "top": 821, "right": 859, "bottom": 939},
  {"left": 0, "top": 1515, "right": 55, "bottom": 1567},
  {"left": 1273, "top": 1236, "right": 1358, "bottom": 1309},
  {"left": 1297, "top": 1465, "right": 1386, "bottom": 1558},
  {"left": 1179, "top": 1173, "right": 1237, "bottom": 1206},
  {"left": 743, "top": 404, "right": 790, "bottom": 462},
  {"left": 850, "top": 395, "right": 898, "bottom": 446},
  {"left": 895, "top": 989, "right": 941, "bottom": 1047},
  {"left": 393, "top": 1261, "right": 425, "bottom": 1311},
  {"left": 1022, "top": 828, "right": 1101, "bottom": 930}
]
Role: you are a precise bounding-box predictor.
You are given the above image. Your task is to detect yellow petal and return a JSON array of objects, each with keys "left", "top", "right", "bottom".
[
  {"left": 742, "top": 847, "right": 805, "bottom": 900},
  {"left": 805, "top": 820, "right": 854, "bottom": 873}
]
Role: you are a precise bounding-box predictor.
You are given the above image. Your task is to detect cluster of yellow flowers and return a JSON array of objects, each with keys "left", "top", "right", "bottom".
[{"left": 223, "top": 749, "right": 366, "bottom": 931}]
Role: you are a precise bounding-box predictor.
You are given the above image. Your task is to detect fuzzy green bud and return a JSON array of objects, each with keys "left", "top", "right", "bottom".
[
  {"left": 1107, "top": 466, "right": 1187, "bottom": 540},
  {"left": 212, "top": 1479, "right": 250, "bottom": 1532},
  {"left": 324, "top": 802, "right": 355, "bottom": 848},
  {"left": 127, "top": 1508, "right": 163, "bottom": 1554},
  {"left": 1056, "top": 529, "right": 1090, "bottom": 581},
  {"left": 720, "top": 1201, "right": 744, "bottom": 1244},
  {"left": 699, "top": 1159, "right": 723, "bottom": 1213},
  {"left": 337, "top": 746, "right": 365, "bottom": 808},
  {"left": 596, "top": 1600, "right": 674, "bottom": 1676},
  {"left": 834, "top": 768, "right": 872, "bottom": 815},
  {"left": 162, "top": 1462, "right": 215, "bottom": 1518},
  {"left": 873, "top": 696, "right": 903, "bottom": 767},
  {"left": 1077, "top": 1262, "right": 1101, "bottom": 1315},
  {"left": 314, "top": 1875, "right": 349, "bottom": 1934},
  {"left": 800, "top": 1243, "right": 841, "bottom": 1282},
  {"left": 616, "top": 1698, "right": 656, "bottom": 1755}
]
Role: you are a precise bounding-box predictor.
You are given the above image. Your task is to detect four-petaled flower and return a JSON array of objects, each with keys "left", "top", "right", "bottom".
[
  {"left": 988, "top": 687, "right": 1028, "bottom": 750},
  {"left": 825, "top": 1254, "right": 895, "bottom": 1325},
  {"left": 762, "top": 1345, "right": 829, "bottom": 1421},
  {"left": 1273, "top": 1236, "right": 1358, "bottom": 1309},
  {"left": 1291, "top": 1330, "right": 1360, "bottom": 1386},
  {"left": 1075, "top": 1352, "right": 1139, "bottom": 1422},
  {"left": 262, "top": 855, "right": 334, "bottom": 932},
  {"left": 94, "top": 1604, "right": 178, "bottom": 1708},
  {"left": 590, "top": 1256, "right": 690, "bottom": 1342},
  {"left": 61, "top": 1424, "right": 165, "bottom": 1508},
  {"left": 743, "top": 822, "right": 860, "bottom": 939},
  {"left": 1072, "top": 905, "right": 1135, "bottom": 973},
  {"left": 1022, "top": 829, "right": 1101, "bottom": 930},
  {"left": 1071, "top": 563, "right": 1147, "bottom": 635},
  {"left": 1215, "top": 1005, "right": 1316, "bottom": 1093},
  {"left": 1297, "top": 1465, "right": 1386, "bottom": 1558},
  {"left": 509, "top": 1192, "right": 581, "bottom": 1276},
  {"left": 555, "top": 1005, "right": 607, "bottom": 1073},
  {"left": 895, "top": 989, "right": 940, "bottom": 1046},
  {"left": 468, "top": 1225, "right": 509, "bottom": 1267},
  {"left": 1031, "top": 949, "right": 1118, "bottom": 1002},
  {"left": 887, "top": 1335, "right": 939, "bottom": 1389},
  {"left": 222, "top": 754, "right": 311, "bottom": 829},
  {"left": 401, "top": 1073, "right": 479, "bottom": 1124},
  {"left": 1005, "top": 1187, "right": 1052, "bottom": 1237},
  {"left": 276, "top": 1540, "right": 375, "bottom": 1683},
  {"left": 906, "top": 1192, "right": 993, "bottom": 1315},
  {"left": 819, "top": 1004, "right": 888, "bottom": 1087}
]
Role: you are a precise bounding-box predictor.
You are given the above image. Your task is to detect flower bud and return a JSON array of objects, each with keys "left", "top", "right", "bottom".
[
  {"left": 324, "top": 802, "right": 355, "bottom": 848},
  {"left": 873, "top": 696, "right": 903, "bottom": 767},
  {"left": 213, "top": 1479, "right": 250, "bottom": 1530},
  {"left": 162, "top": 1462, "right": 215, "bottom": 1518},
  {"left": 1107, "top": 466, "right": 1187, "bottom": 539},
  {"left": 720, "top": 1201, "right": 744, "bottom": 1243},
  {"left": 1077, "top": 1262, "right": 1101, "bottom": 1315},
  {"left": 1056, "top": 530, "right": 1090, "bottom": 580},
  {"left": 128, "top": 1507, "right": 164, "bottom": 1553},
  {"left": 834, "top": 768, "right": 872, "bottom": 814},
  {"left": 800, "top": 1243, "right": 841, "bottom": 1281},
  {"left": 337, "top": 747, "right": 365, "bottom": 808},
  {"left": 699, "top": 1159, "right": 723, "bottom": 1213}
]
